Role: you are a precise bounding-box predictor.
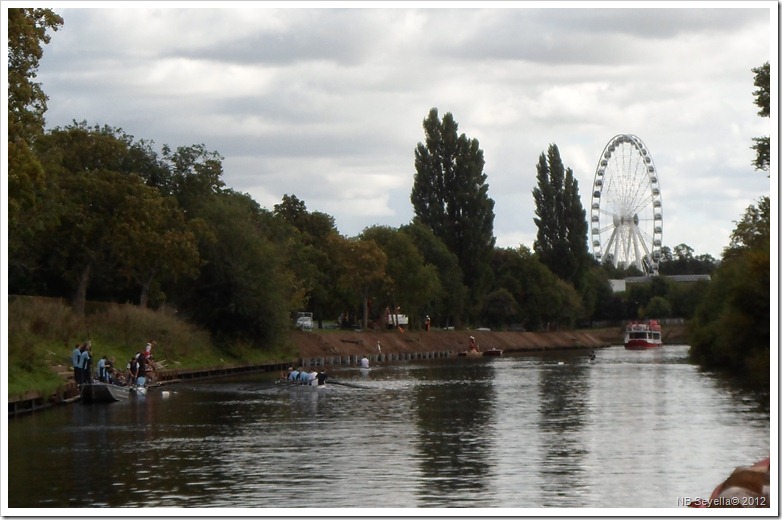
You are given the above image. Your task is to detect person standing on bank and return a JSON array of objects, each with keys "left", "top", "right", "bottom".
[
  {"left": 79, "top": 342, "right": 92, "bottom": 385},
  {"left": 71, "top": 343, "right": 83, "bottom": 385},
  {"left": 136, "top": 353, "right": 147, "bottom": 387},
  {"left": 97, "top": 355, "right": 108, "bottom": 383},
  {"left": 128, "top": 356, "right": 139, "bottom": 385}
]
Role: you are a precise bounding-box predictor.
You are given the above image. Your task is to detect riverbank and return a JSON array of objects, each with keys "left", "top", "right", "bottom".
[
  {"left": 293, "top": 327, "right": 615, "bottom": 360},
  {"left": 8, "top": 324, "right": 690, "bottom": 417}
]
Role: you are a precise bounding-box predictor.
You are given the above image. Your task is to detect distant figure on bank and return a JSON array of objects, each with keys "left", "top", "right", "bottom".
[{"left": 425, "top": 315, "right": 431, "bottom": 332}]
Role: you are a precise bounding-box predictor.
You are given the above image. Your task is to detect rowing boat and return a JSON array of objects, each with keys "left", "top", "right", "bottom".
[{"left": 80, "top": 382, "right": 136, "bottom": 403}]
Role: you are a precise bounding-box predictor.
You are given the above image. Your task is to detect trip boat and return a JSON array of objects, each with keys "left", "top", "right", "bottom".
[{"left": 624, "top": 320, "right": 662, "bottom": 350}]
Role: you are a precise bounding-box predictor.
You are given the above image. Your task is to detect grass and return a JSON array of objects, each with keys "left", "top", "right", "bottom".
[{"left": 7, "top": 296, "right": 298, "bottom": 399}]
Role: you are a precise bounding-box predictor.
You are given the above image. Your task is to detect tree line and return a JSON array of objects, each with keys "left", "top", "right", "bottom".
[{"left": 8, "top": 9, "right": 770, "bottom": 386}]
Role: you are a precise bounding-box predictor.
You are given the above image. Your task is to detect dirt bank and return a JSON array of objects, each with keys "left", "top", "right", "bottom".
[
  {"left": 293, "top": 328, "right": 611, "bottom": 359},
  {"left": 291, "top": 323, "right": 690, "bottom": 360}
]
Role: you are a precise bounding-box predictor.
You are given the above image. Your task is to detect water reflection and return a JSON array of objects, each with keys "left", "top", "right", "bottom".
[
  {"left": 537, "top": 355, "right": 590, "bottom": 506},
  {"left": 412, "top": 361, "right": 497, "bottom": 506},
  {"left": 6, "top": 346, "right": 770, "bottom": 510}
]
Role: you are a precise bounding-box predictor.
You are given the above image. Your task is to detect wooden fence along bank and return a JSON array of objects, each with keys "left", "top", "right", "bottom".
[{"left": 9, "top": 327, "right": 688, "bottom": 417}]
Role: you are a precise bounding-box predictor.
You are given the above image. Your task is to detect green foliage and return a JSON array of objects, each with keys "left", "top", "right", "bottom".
[
  {"left": 360, "top": 226, "right": 442, "bottom": 329},
  {"left": 411, "top": 108, "right": 496, "bottom": 320},
  {"left": 162, "top": 143, "right": 226, "bottom": 204},
  {"left": 751, "top": 62, "right": 769, "bottom": 172},
  {"left": 17, "top": 124, "right": 200, "bottom": 313},
  {"left": 7, "top": 8, "right": 63, "bottom": 143},
  {"left": 658, "top": 244, "right": 718, "bottom": 275},
  {"left": 532, "top": 144, "right": 590, "bottom": 288},
  {"left": 486, "top": 246, "right": 583, "bottom": 331},
  {"left": 8, "top": 8, "right": 62, "bottom": 292},
  {"left": 726, "top": 196, "right": 770, "bottom": 255},
  {"left": 175, "top": 190, "right": 299, "bottom": 347},
  {"left": 689, "top": 199, "right": 770, "bottom": 388},
  {"left": 480, "top": 288, "right": 520, "bottom": 330},
  {"left": 641, "top": 296, "right": 672, "bottom": 319},
  {"left": 666, "top": 280, "right": 710, "bottom": 319},
  {"left": 578, "top": 266, "right": 614, "bottom": 322},
  {"left": 328, "top": 235, "right": 388, "bottom": 329},
  {"left": 272, "top": 194, "right": 341, "bottom": 325}
]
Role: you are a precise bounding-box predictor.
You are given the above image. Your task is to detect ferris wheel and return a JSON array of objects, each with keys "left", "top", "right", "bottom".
[{"left": 590, "top": 134, "right": 663, "bottom": 275}]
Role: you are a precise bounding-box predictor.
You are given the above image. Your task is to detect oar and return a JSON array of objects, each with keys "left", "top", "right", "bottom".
[{"left": 327, "top": 379, "right": 372, "bottom": 389}]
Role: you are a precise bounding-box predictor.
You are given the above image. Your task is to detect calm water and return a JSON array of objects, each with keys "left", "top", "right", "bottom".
[{"left": 6, "top": 345, "right": 771, "bottom": 511}]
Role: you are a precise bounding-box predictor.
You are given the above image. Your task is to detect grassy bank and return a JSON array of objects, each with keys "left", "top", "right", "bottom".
[{"left": 7, "top": 296, "right": 297, "bottom": 398}]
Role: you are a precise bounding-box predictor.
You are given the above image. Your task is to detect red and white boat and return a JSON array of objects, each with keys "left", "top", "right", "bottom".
[{"left": 624, "top": 320, "right": 662, "bottom": 350}]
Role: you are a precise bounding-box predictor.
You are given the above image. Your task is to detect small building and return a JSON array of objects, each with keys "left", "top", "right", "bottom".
[{"left": 609, "top": 274, "right": 711, "bottom": 293}]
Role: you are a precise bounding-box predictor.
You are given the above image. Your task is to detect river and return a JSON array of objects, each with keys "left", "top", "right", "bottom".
[{"left": 5, "top": 345, "right": 771, "bottom": 511}]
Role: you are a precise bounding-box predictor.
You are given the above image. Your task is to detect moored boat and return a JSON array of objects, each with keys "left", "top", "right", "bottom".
[
  {"left": 482, "top": 348, "right": 503, "bottom": 356},
  {"left": 80, "top": 382, "right": 131, "bottom": 403},
  {"left": 624, "top": 320, "right": 662, "bottom": 350}
]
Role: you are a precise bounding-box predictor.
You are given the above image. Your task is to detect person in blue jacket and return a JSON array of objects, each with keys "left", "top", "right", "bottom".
[
  {"left": 78, "top": 342, "right": 92, "bottom": 385},
  {"left": 71, "top": 344, "right": 83, "bottom": 385}
]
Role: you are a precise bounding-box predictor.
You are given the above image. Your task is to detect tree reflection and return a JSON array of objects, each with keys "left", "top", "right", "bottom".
[
  {"left": 537, "top": 358, "right": 590, "bottom": 505},
  {"left": 412, "top": 361, "right": 497, "bottom": 505}
]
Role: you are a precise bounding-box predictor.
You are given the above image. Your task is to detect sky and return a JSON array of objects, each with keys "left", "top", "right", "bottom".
[{"left": 15, "top": 1, "right": 778, "bottom": 260}]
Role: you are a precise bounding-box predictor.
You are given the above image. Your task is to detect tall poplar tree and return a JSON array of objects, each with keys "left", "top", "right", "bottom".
[
  {"left": 532, "top": 144, "right": 590, "bottom": 288},
  {"left": 411, "top": 108, "right": 495, "bottom": 321},
  {"left": 750, "top": 61, "right": 769, "bottom": 173}
]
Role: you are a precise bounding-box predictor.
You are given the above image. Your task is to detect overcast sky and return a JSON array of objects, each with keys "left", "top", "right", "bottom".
[{"left": 27, "top": 2, "right": 775, "bottom": 260}]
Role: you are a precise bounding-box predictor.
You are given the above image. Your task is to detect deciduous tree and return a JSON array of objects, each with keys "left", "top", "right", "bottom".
[
  {"left": 361, "top": 226, "right": 441, "bottom": 330},
  {"left": 8, "top": 8, "right": 62, "bottom": 283},
  {"left": 402, "top": 222, "right": 467, "bottom": 329},
  {"left": 329, "top": 235, "right": 387, "bottom": 330}
]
